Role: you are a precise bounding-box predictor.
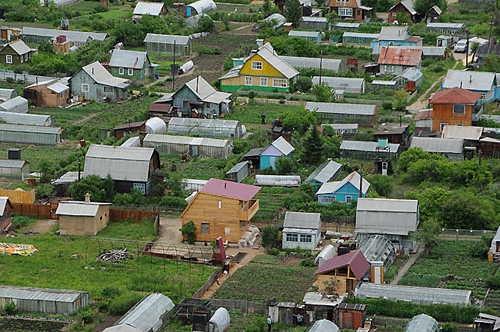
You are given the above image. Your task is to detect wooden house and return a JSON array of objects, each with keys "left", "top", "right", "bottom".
[
  {"left": 260, "top": 136, "right": 294, "bottom": 170},
  {"left": 108, "top": 50, "right": 159, "bottom": 82},
  {"left": 24, "top": 79, "right": 69, "bottom": 108},
  {"left": 0, "top": 39, "right": 35, "bottom": 65},
  {"left": 480, "top": 137, "right": 500, "bottom": 159},
  {"left": 378, "top": 47, "right": 422, "bottom": 76},
  {"left": 370, "top": 26, "right": 422, "bottom": 50},
  {"left": 282, "top": 212, "right": 321, "bottom": 251},
  {"left": 180, "top": 178, "right": 260, "bottom": 243},
  {"left": 374, "top": 123, "right": 411, "bottom": 147},
  {"left": 56, "top": 199, "right": 111, "bottom": 236},
  {"left": 425, "top": 6, "right": 442, "bottom": 23},
  {"left": 428, "top": 87, "right": 482, "bottom": 132},
  {"left": 0, "top": 197, "right": 13, "bottom": 233},
  {"left": 317, "top": 171, "right": 370, "bottom": 205},
  {"left": 219, "top": 43, "right": 299, "bottom": 93},
  {"left": 305, "top": 160, "right": 342, "bottom": 193},
  {"left": 388, "top": 0, "right": 419, "bottom": 23},
  {"left": 69, "top": 62, "right": 130, "bottom": 103},
  {"left": 144, "top": 33, "right": 192, "bottom": 56},
  {"left": 328, "top": 0, "right": 372, "bottom": 22},
  {"left": 314, "top": 250, "right": 370, "bottom": 295},
  {"left": 113, "top": 121, "right": 146, "bottom": 139}
]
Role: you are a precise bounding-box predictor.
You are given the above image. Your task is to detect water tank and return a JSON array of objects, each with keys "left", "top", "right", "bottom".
[{"left": 8, "top": 148, "right": 21, "bottom": 160}]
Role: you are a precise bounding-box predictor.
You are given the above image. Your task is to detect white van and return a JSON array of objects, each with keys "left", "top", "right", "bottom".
[{"left": 454, "top": 39, "right": 467, "bottom": 53}]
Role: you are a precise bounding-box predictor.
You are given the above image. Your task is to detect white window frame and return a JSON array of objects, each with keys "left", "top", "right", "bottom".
[
  {"left": 260, "top": 77, "right": 268, "bottom": 87},
  {"left": 346, "top": 196, "right": 352, "bottom": 204},
  {"left": 128, "top": 68, "right": 134, "bottom": 76},
  {"left": 119, "top": 67, "right": 125, "bottom": 75},
  {"left": 338, "top": 7, "right": 353, "bottom": 17},
  {"left": 272, "top": 78, "right": 288, "bottom": 88},
  {"left": 286, "top": 233, "right": 298, "bottom": 242},
  {"left": 6, "top": 55, "right": 12, "bottom": 64},
  {"left": 245, "top": 76, "right": 253, "bottom": 86},
  {"left": 252, "top": 61, "right": 263, "bottom": 70},
  {"left": 300, "top": 234, "right": 312, "bottom": 243},
  {"left": 82, "top": 84, "right": 89, "bottom": 93}
]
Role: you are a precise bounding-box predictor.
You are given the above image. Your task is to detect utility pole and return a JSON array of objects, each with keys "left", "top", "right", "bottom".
[{"left": 172, "top": 40, "right": 176, "bottom": 91}]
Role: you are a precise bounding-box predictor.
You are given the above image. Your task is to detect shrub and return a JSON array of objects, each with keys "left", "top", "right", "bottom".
[
  {"left": 486, "top": 276, "right": 500, "bottom": 290},
  {"left": 382, "top": 101, "right": 393, "bottom": 110},
  {"left": 108, "top": 293, "right": 144, "bottom": 316},
  {"left": 79, "top": 309, "right": 95, "bottom": 324},
  {"left": 433, "top": 66, "right": 443, "bottom": 73},
  {"left": 102, "top": 286, "right": 121, "bottom": 299},
  {"left": 4, "top": 302, "right": 16, "bottom": 315},
  {"left": 300, "top": 258, "right": 315, "bottom": 267},
  {"left": 181, "top": 221, "right": 197, "bottom": 244},
  {"left": 11, "top": 215, "right": 34, "bottom": 229}
]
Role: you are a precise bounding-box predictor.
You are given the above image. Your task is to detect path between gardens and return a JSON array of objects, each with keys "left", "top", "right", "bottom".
[{"left": 390, "top": 245, "right": 425, "bottom": 285}]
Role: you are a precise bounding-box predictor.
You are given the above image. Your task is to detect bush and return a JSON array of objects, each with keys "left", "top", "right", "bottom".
[
  {"left": 181, "top": 221, "right": 197, "bottom": 244},
  {"left": 300, "top": 258, "right": 315, "bottom": 267},
  {"left": 79, "top": 309, "right": 95, "bottom": 324},
  {"left": 102, "top": 286, "right": 121, "bottom": 299},
  {"left": 433, "top": 66, "right": 443, "bottom": 73},
  {"left": 4, "top": 302, "right": 16, "bottom": 315},
  {"left": 108, "top": 293, "right": 144, "bottom": 316},
  {"left": 11, "top": 215, "right": 35, "bottom": 229},
  {"left": 382, "top": 101, "right": 393, "bottom": 110},
  {"left": 486, "top": 276, "right": 500, "bottom": 290}
]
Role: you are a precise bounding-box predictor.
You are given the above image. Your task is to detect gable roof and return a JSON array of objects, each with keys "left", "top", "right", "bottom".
[
  {"left": 283, "top": 211, "right": 321, "bottom": 229},
  {"left": 314, "top": 250, "right": 370, "bottom": 280},
  {"left": 306, "top": 102, "right": 377, "bottom": 116},
  {"left": 378, "top": 47, "right": 422, "bottom": 66},
  {"left": 389, "top": 0, "right": 417, "bottom": 15},
  {"left": 316, "top": 171, "right": 370, "bottom": 195},
  {"left": 378, "top": 26, "right": 409, "bottom": 41},
  {"left": 427, "top": 5, "right": 442, "bottom": 15},
  {"left": 411, "top": 137, "right": 464, "bottom": 154},
  {"left": 270, "top": 136, "right": 294, "bottom": 155},
  {"left": 441, "top": 70, "right": 495, "bottom": 92},
  {"left": 429, "top": 87, "right": 481, "bottom": 104},
  {"left": 143, "top": 33, "right": 191, "bottom": 45},
  {"left": 306, "top": 160, "right": 342, "bottom": 184},
  {"left": 0, "top": 197, "right": 11, "bottom": 216},
  {"left": 56, "top": 201, "right": 110, "bottom": 217},
  {"left": 247, "top": 43, "right": 299, "bottom": 79},
  {"left": 5, "top": 40, "right": 34, "bottom": 55},
  {"left": 133, "top": 1, "right": 165, "bottom": 15},
  {"left": 441, "top": 125, "right": 483, "bottom": 140},
  {"left": 199, "top": 178, "right": 260, "bottom": 201},
  {"left": 79, "top": 62, "right": 130, "bottom": 88},
  {"left": 109, "top": 50, "right": 150, "bottom": 69},
  {"left": 182, "top": 75, "right": 231, "bottom": 104}
]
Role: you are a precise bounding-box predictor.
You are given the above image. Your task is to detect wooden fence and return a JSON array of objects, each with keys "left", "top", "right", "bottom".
[
  {"left": 12, "top": 203, "right": 51, "bottom": 219},
  {"left": 192, "top": 271, "right": 219, "bottom": 299},
  {"left": 109, "top": 209, "right": 158, "bottom": 222},
  {"left": 0, "top": 189, "right": 36, "bottom": 204}
]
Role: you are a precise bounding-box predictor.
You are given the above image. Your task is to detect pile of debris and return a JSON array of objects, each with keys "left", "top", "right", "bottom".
[{"left": 96, "top": 248, "right": 134, "bottom": 263}]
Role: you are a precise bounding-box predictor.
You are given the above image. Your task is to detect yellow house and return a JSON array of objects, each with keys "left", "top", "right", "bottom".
[
  {"left": 56, "top": 200, "right": 111, "bottom": 236},
  {"left": 219, "top": 43, "right": 299, "bottom": 93}
]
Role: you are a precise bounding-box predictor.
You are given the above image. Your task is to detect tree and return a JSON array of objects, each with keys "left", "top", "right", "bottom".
[
  {"left": 368, "top": 174, "right": 393, "bottom": 197},
  {"left": 284, "top": 0, "right": 302, "bottom": 27},
  {"left": 275, "top": 156, "right": 295, "bottom": 174},
  {"left": 302, "top": 127, "right": 324, "bottom": 166},
  {"left": 196, "top": 14, "right": 215, "bottom": 33},
  {"left": 393, "top": 90, "right": 408, "bottom": 112},
  {"left": 269, "top": 36, "right": 319, "bottom": 57},
  {"left": 181, "top": 221, "right": 197, "bottom": 244},
  {"left": 280, "top": 107, "right": 317, "bottom": 134},
  {"left": 261, "top": 226, "right": 279, "bottom": 250},
  {"left": 413, "top": 218, "right": 441, "bottom": 250},
  {"left": 69, "top": 175, "right": 116, "bottom": 202},
  {"left": 311, "top": 83, "right": 333, "bottom": 102},
  {"left": 296, "top": 76, "right": 312, "bottom": 92}
]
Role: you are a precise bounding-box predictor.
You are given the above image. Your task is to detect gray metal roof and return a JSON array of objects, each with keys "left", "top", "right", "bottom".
[
  {"left": 47, "top": 82, "right": 69, "bottom": 93},
  {"left": 0, "top": 111, "right": 52, "bottom": 126},
  {"left": 187, "top": 0, "right": 217, "bottom": 14},
  {"left": 0, "top": 159, "right": 28, "bottom": 168},
  {"left": 340, "top": 140, "right": 400, "bottom": 153},
  {"left": 271, "top": 136, "right": 294, "bottom": 155},
  {"left": 442, "top": 70, "right": 495, "bottom": 92},
  {"left": 400, "top": 67, "right": 423, "bottom": 81},
  {"left": 226, "top": 161, "right": 248, "bottom": 174},
  {"left": 357, "top": 198, "right": 417, "bottom": 213},
  {"left": 80, "top": 62, "right": 130, "bottom": 88},
  {"left": 427, "top": 22, "right": 464, "bottom": 29},
  {"left": 441, "top": 125, "right": 482, "bottom": 140},
  {"left": 306, "top": 160, "right": 342, "bottom": 184},
  {"left": 288, "top": 30, "right": 322, "bottom": 38},
  {"left": 343, "top": 31, "right": 379, "bottom": 39},
  {"left": 280, "top": 56, "right": 343, "bottom": 72},
  {"left": 378, "top": 26, "right": 409, "bottom": 41},
  {"left": 308, "top": 319, "right": 340, "bottom": 332},
  {"left": 283, "top": 211, "right": 321, "bottom": 229},
  {"left": 51, "top": 171, "right": 79, "bottom": 185},
  {"left": 144, "top": 134, "right": 231, "bottom": 148},
  {"left": 312, "top": 76, "right": 365, "bottom": 92},
  {"left": 56, "top": 201, "right": 110, "bottom": 217},
  {"left": 7, "top": 40, "right": 34, "bottom": 55},
  {"left": 410, "top": 137, "right": 464, "bottom": 154},
  {"left": 133, "top": 1, "right": 165, "bottom": 15},
  {"left": 168, "top": 118, "right": 240, "bottom": 130},
  {"left": 143, "top": 33, "right": 191, "bottom": 45},
  {"left": 109, "top": 50, "right": 149, "bottom": 69},
  {"left": 22, "top": 27, "right": 107, "bottom": 43},
  {"left": 306, "top": 102, "right": 376, "bottom": 116},
  {"left": 84, "top": 144, "right": 156, "bottom": 182},
  {"left": 254, "top": 175, "right": 301, "bottom": 187},
  {"left": 0, "top": 285, "right": 88, "bottom": 303},
  {"left": 0, "top": 123, "right": 61, "bottom": 134},
  {"left": 0, "top": 96, "right": 28, "bottom": 113},
  {"left": 354, "top": 283, "right": 471, "bottom": 306},
  {"left": 405, "top": 314, "right": 439, "bottom": 332}
]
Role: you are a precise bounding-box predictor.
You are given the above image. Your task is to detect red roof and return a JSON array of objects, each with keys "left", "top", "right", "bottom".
[
  {"left": 378, "top": 47, "right": 422, "bottom": 66},
  {"left": 414, "top": 109, "right": 432, "bottom": 121},
  {"left": 200, "top": 178, "right": 260, "bottom": 201},
  {"left": 429, "top": 87, "right": 481, "bottom": 104},
  {"left": 314, "top": 250, "right": 370, "bottom": 280}
]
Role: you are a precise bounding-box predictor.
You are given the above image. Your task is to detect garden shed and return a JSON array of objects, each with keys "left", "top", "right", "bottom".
[
  {"left": 302, "top": 292, "right": 345, "bottom": 322},
  {"left": 144, "top": 33, "right": 192, "bottom": 56},
  {"left": 51, "top": 171, "right": 79, "bottom": 197},
  {"left": 186, "top": 0, "right": 217, "bottom": 17},
  {"left": 104, "top": 293, "right": 174, "bottom": 332},
  {"left": 0, "top": 159, "right": 30, "bottom": 181},
  {"left": 0, "top": 112, "right": 52, "bottom": 126},
  {"left": 225, "top": 161, "right": 249, "bottom": 183},
  {"left": 0, "top": 96, "right": 28, "bottom": 113},
  {"left": 354, "top": 283, "right": 471, "bottom": 306},
  {"left": 146, "top": 117, "right": 167, "bottom": 134},
  {"left": 305, "top": 160, "right": 342, "bottom": 192},
  {"left": 254, "top": 175, "right": 301, "bottom": 187},
  {"left": 0, "top": 124, "right": 62, "bottom": 145},
  {"left": 113, "top": 121, "right": 146, "bottom": 139},
  {"left": 282, "top": 211, "right": 321, "bottom": 251},
  {"left": 208, "top": 307, "right": 230, "bottom": 332},
  {"left": 305, "top": 102, "right": 377, "bottom": 127},
  {"left": 260, "top": 136, "right": 294, "bottom": 170},
  {"left": 167, "top": 118, "right": 243, "bottom": 139},
  {"left": 312, "top": 77, "right": 366, "bottom": 94},
  {"left": 56, "top": 200, "right": 111, "bottom": 236},
  {"left": 280, "top": 56, "right": 344, "bottom": 73},
  {"left": 242, "top": 147, "right": 265, "bottom": 170},
  {"left": 308, "top": 319, "right": 340, "bottom": 332},
  {"left": 405, "top": 314, "right": 439, "bottom": 332},
  {"left": 143, "top": 134, "right": 232, "bottom": 158},
  {"left": 0, "top": 286, "right": 89, "bottom": 315},
  {"left": 338, "top": 303, "right": 366, "bottom": 330}
]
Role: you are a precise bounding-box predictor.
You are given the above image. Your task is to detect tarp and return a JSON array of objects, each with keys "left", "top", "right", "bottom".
[
  {"left": 0, "top": 243, "right": 37, "bottom": 256},
  {"left": 209, "top": 307, "right": 230, "bottom": 332}
]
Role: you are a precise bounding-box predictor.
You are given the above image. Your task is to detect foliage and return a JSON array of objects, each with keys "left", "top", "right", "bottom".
[
  {"left": 113, "top": 188, "right": 144, "bottom": 206},
  {"left": 3, "top": 302, "right": 16, "bottom": 315},
  {"left": 11, "top": 215, "right": 36, "bottom": 229},
  {"left": 414, "top": 0, "right": 447, "bottom": 16},
  {"left": 486, "top": 276, "right": 500, "bottom": 290},
  {"left": 367, "top": 174, "right": 393, "bottom": 197},
  {"left": 69, "top": 175, "right": 116, "bottom": 203},
  {"left": 196, "top": 15, "right": 215, "bottom": 33},
  {"left": 280, "top": 107, "right": 317, "bottom": 134},
  {"left": 441, "top": 322, "right": 458, "bottom": 332},
  {"left": 36, "top": 184, "right": 55, "bottom": 200},
  {"left": 393, "top": 90, "right": 408, "bottom": 112},
  {"left": 284, "top": 0, "right": 302, "bottom": 27},
  {"left": 269, "top": 36, "right": 319, "bottom": 57},
  {"left": 181, "top": 221, "right": 197, "bottom": 244},
  {"left": 296, "top": 76, "right": 312, "bottom": 93},
  {"left": 261, "top": 226, "right": 279, "bottom": 250},
  {"left": 302, "top": 127, "right": 324, "bottom": 166},
  {"left": 413, "top": 218, "right": 441, "bottom": 250},
  {"left": 108, "top": 293, "right": 145, "bottom": 316},
  {"left": 311, "top": 83, "right": 333, "bottom": 102},
  {"left": 78, "top": 309, "right": 95, "bottom": 324},
  {"left": 275, "top": 156, "right": 295, "bottom": 174}
]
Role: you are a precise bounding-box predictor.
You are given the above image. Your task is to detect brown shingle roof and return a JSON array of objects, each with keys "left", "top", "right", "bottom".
[{"left": 429, "top": 87, "right": 481, "bottom": 104}]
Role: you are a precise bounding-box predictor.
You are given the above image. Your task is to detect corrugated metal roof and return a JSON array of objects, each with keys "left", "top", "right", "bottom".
[
  {"left": 0, "top": 159, "right": 27, "bottom": 168},
  {"left": 80, "top": 62, "right": 130, "bottom": 89},
  {"left": 56, "top": 201, "right": 110, "bottom": 216},
  {"left": 306, "top": 102, "right": 376, "bottom": 116},
  {"left": 314, "top": 250, "right": 370, "bottom": 280},
  {"left": 280, "top": 56, "right": 342, "bottom": 72},
  {"left": 308, "top": 319, "right": 340, "bottom": 332},
  {"left": 316, "top": 171, "right": 370, "bottom": 195},
  {"left": 354, "top": 283, "right": 471, "bottom": 306},
  {"left": 0, "top": 285, "right": 87, "bottom": 303},
  {"left": 442, "top": 70, "right": 495, "bottom": 92},
  {"left": 22, "top": 27, "right": 107, "bottom": 42},
  {"left": 109, "top": 50, "right": 148, "bottom": 69},
  {"left": 427, "top": 22, "right": 463, "bottom": 29},
  {"left": 252, "top": 43, "right": 299, "bottom": 79},
  {"left": 0, "top": 96, "right": 28, "bottom": 113},
  {"left": 200, "top": 178, "right": 260, "bottom": 200},
  {"left": 340, "top": 140, "right": 400, "bottom": 153},
  {"left": 8, "top": 40, "right": 34, "bottom": 55},
  {"left": 0, "top": 123, "right": 61, "bottom": 134},
  {"left": 441, "top": 125, "right": 482, "bottom": 140},
  {"left": 144, "top": 133, "right": 231, "bottom": 147},
  {"left": 378, "top": 26, "right": 409, "bottom": 41},
  {"left": 356, "top": 198, "right": 418, "bottom": 235},
  {"left": 133, "top": 1, "right": 165, "bottom": 15},
  {"left": 47, "top": 82, "right": 69, "bottom": 93},
  {"left": 271, "top": 136, "right": 294, "bottom": 155},
  {"left": 51, "top": 171, "right": 79, "bottom": 185},
  {"left": 343, "top": 31, "right": 379, "bottom": 39},
  {"left": 84, "top": 144, "right": 156, "bottom": 182},
  {"left": 306, "top": 160, "right": 342, "bottom": 184},
  {"left": 0, "top": 111, "right": 52, "bottom": 126},
  {"left": 187, "top": 0, "right": 217, "bottom": 14},
  {"left": 254, "top": 175, "right": 301, "bottom": 187},
  {"left": 410, "top": 137, "right": 464, "bottom": 154},
  {"left": 400, "top": 67, "right": 423, "bottom": 81},
  {"left": 312, "top": 76, "right": 365, "bottom": 91},
  {"left": 226, "top": 161, "right": 248, "bottom": 174},
  {"left": 378, "top": 47, "right": 422, "bottom": 66},
  {"left": 429, "top": 87, "right": 481, "bottom": 104},
  {"left": 405, "top": 314, "right": 439, "bottom": 332},
  {"left": 283, "top": 211, "right": 321, "bottom": 229},
  {"left": 144, "top": 33, "right": 191, "bottom": 45},
  {"left": 288, "top": 30, "right": 322, "bottom": 38}
]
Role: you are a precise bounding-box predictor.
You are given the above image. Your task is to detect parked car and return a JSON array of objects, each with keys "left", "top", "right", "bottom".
[{"left": 454, "top": 39, "right": 468, "bottom": 53}]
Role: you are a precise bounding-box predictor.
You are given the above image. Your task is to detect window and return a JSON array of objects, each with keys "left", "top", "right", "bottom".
[
  {"left": 218, "top": 200, "right": 222, "bottom": 209},
  {"left": 260, "top": 77, "right": 268, "bottom": 86},
  {"left": 338, "top": 7, "right": 353, "bottom": 17},
  {"left": 346, "top": 196, "right": 352, "bottom": 204},
  {"left": 453, "top": 104, "right": 465, "bottom": 114},
  {"left": 128, "top": 69, "right": 134, "bottom": 76},
  {"left": 273, "top": 78, "right": 288, "bottom": 88},
  {"left": 245, "top": 76, "right": 253, "bottom": 86},
  {"left": 201, "top": 223, "right": 210, "bottom": 234},
  {"left": 300, "top": 234, "right": 312, "bottom": 243},
  {"left": 82, "top": 84, "right": 89, "bottom": 93},
  {"left": 6, "top": 55, "right": 12, "bottom": 64},
  {"left": 20, "top": 57, "right": 23, "bottom": 63},
  {"left": 319, "top": 196, "right": 333, "bottom": 204},
  {"left": 206, "top": 102, "right": 211, "bottom": 108},
  {"left": 251, "top": 61, "right": 263, "bottom": 70},
  {"left": 119, "top": 68, "right": 125, "bottom": 75},
  {"left": 286, "top": 233, "right": 298, "bottom": 242}
]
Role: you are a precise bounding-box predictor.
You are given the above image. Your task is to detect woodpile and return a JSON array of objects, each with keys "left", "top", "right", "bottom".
[{"left": 96, "top": 249, "right": 133, "bottom": 263}]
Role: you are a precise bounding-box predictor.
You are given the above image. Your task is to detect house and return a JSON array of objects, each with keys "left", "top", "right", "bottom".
[
  {"left": 426, "top": 22, "right": 464, "bottom": 35},
  {"left": 302, "top": 292, "right": 345, "bottom": 323},
  {"left": 186, "top": 0, "right": 217, "bottom": 17},
  {"left": 429, "top": 87, "right": 482, "bottom": 132},
  {"left": 113, "top": 121, "right": 146, "bottom": 139},
  {"left": 69, "top": 61, "right": 130, "bottom": 103},
  {"left": 342, "top": 32, "right": 379, "bottom": 46},
  {"left": 167, "top": 118, "right": 243, "bottom": 139},
  {"left": 83, "top": 144, "right": 161, "bottom": 194},
  {"left": 143, "top": 134, "right": 233, "bottom": 158},
  {"left": 56, "top": 199, "right": 111, "bottom": 236},
  {"left": 356, "top": 198, "right": 419, "bottom": 252},
  {"left": 370, "top": 26, "right": 422, "bottom": 50},
  {"left": 280, "top": 56, "right": 345, "bottom": 74},
  {"left": 306, "top": 102, "right": 377, "bottom": 127},
  {"left": 144, "top": 33, "right": 193, "bottom": 56},
  {"left": 377, "top": 47, "right": 422, "bottom": 76},
  {"left": 312, "top": 77, "right": 365, "bottom": 94},
  {"left": 410, "top": 137, "right": 465, "bottom": 161},
  {"left": 225, "top": 161, "right": 249, "bottom": 183},
  {"left": 0, "top": 159, "right": 30, "bottom": 181},
  {"left": 288, "top": 30, "right": 322, "bottom": 45},
  {"left": 24, "top": 79, "right": 69, "bottom": 107},
  {"left": 21, "top": 27, "right": 108, "bottom": 49},
  {"left": 374, "top": 123, "right": 411, "bottom": 147},
  {"left": 328, "top": 0, "right": 372, "bottom": 23},
  {"left": 0, "top": 39, "right": 35, "bottom": 65},
  {"left": 425, "top": 6, "right": 442, "bottom": 23},
  {"left": 305, "top": 160, "right": 342, "bottom": 192},
  {"left": 161, "top": 75, "right": 231, "bottom": 118},
  {"left": 314, "top": 250, "right": 370, "bottom": 295},
  {"left": 260, "top": 136, "right": 294, "bottom": 170},
  {"left": 388, "top": 0, "right": 419, "bottom": 23},
  {"left": 180, "top": 178, "right": 260, "bottom": 243},
  {"left": 406, "top": 314, "right": 439, "bottom": 332},
  {"left": 0, "top": 124, "right": 62, "bottom": 145},
  {"left": 254, "top": 175, "right": 301, "bottom": 187},
  {"left": 108, "top": 50, "right": 159, "bottom": 82},
  {"left": 0, "top": 197, "right": 13, "bottom": 233},
  {"left": 441, "top": 70, "right": 496, "bottom": 104},
  {"left": 281, "top": 211, "right": 321, "bottom": 251},
  {"left": 219, "top": 43, "right": 299, "bottom": 93},
  {"left": 316, "top": 171, "right": 369, "bottom": 205},
  {"left": 340, "top": 140, "right": 401, "bottom": 162},
  {"left": 132, "top": 1, "right": 167, "bottom": 17}
]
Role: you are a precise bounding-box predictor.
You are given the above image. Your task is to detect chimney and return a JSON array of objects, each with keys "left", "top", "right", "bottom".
[
  {"left": 469, "top": 75, "right": 472, "bottom": 83},
  {"left": 224, "top": 182, "right": 227, "bottom": 189},
  {"left": 85, "top": 192, "right": 91, "bottom": 203},
  {"left": 196, "top": 75, "right": 199, "bottom": 93},
  {"left": 91, "top": 67, "right": 94, "bottom": 75}
]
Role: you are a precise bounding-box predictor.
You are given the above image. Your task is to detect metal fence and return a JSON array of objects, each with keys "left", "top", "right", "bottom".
[
  {"left": 439, "top": 229, "right": 496, "bottom": 240},
  {"left": 0, "top": 70, "right": 55, "bottom": 84}
]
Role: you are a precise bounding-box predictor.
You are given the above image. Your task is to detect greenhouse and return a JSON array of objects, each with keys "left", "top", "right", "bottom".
[
  {"left": 358, "top": 235, "right": 397, "bottom": 272},
  {"left": 405, "top": 314, "right": 439, "bottom": 332},
  {"left": 308, "top": 319, "right": 339, "bottom": 332},
  {"left": 167, "top": 118, "right": 243, "bottom": 139},
  {"left": 146, "top": 117, "right": 167, "bottom": 134},
  {"left": 208, "top": 307, "right": 230, "bottom": 332},
  {"left": 254, "top": 175, "right": 301, "bottom": 187},
  {"left": 143, "top": 134, "right": 232, "bottom": 158},
  {"left": 280, "top": 56, "right": 344, "bottom": 73},
  {"left": 314, "top": 244, "right": 336, "bottom": 267}
]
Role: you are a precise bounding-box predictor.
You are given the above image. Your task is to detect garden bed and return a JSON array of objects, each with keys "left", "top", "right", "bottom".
[{"left": 0, "top": 317, "right": 69, "bottom": 332}]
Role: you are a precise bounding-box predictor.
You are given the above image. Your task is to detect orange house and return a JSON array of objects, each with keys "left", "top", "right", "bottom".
[
  {"left": 429, "top": 87, "right": 481, "bottom": 132},
  {"left": 328, "top": 0, "right": 372, "bottom": 23}
]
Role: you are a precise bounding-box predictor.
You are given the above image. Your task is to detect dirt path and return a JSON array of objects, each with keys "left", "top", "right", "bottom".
[{"left": 390, "top": 245, "right": 425, "bottom": 285}]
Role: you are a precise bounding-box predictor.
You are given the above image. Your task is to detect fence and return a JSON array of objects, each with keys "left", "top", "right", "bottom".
[
  {"left": 440, "top": 228, "right": 496, "bottom": 240},
  {"left": 12, "top": 203, "right": 51, "bottom": 219},
  {"left": 0, "top": 189, "right": 35, "bottom": 204},
  {"left": 109, "top": 208, "right": 158, "bottom": 222},
  {"left": 192, "top": 271, "right": 219, "bottom": 298},
  {"left": 0, "top": 70, "right": 55, "bottom": 84}
]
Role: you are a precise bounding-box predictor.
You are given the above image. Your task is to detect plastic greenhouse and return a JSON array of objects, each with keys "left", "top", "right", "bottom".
[
  {"left": 167, "top": 118, "right": 243, "bottom": 139},
  {"left": 208, "top": 307, "right": 230, "bottom": 332},
  {"left": 358, "top": 235, "right": 397, "bottom": 272},
  {"left": 405, "top": 314, "right": 439, "bottom": 332},
  {"left": 308, "top": 319, "right": 340, "bottom": 332}
]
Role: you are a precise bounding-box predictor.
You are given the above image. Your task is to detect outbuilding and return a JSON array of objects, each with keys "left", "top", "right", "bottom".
[
  {"left": 254, "top": 175, "right": 301, "bottom": 187},
  {"left": 56, "top": 200, "right": 111, "bottom": 236},
  {"left": 282, "top": 211, "right": 321, "bottom": 251},
  {"left": 144, "top": 33, "right": 193, "bottom": 56},
  {"left": 113, "top": 121, "right": 146, "bottom": 139},
  {"left": 143, "top": 134, "right": 232, "bottom": 158},
  {"left": 0, "top": 159, "right": 30, "bottom": 181},
  {"left": 0, "top": 124, "right": 62, "bottom": 145},
  {"left": 305, "top": 160, "right": 342, "bottom": 193},
  {"left": 167, "top": 118, "right": 243, "bottom": 139},
  {"left": 225, "top": 161, "right": 249, "bottom": 183}
]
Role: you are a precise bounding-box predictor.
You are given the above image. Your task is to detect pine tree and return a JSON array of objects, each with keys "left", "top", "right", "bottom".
[{"left": 303, "top": 127, "right": 324, "bottom": 166}]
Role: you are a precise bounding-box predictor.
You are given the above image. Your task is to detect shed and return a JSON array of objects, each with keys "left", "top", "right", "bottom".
[
  {"left": 24, "top": 79, "right": 69, "bottom": 107},
  {"left": 167, "top": 118, "right": 243, "bottom": 139},
  {"left": 0, "top": 159, "right": 30, "bottom": 181},
  {"left": 254, "top": 175, "right": 301, "bottom": 187},
  {"left": 312, "top": 77, "right": 365, "bottom": 94},
  {"left": 280, "top": 56, "right": 344, "bottom": 73},
  {"left": 186, "top": 0, "right": 217, "bottom": 17},
  {"left": 302, "top": 292, "right": 344, "bottom": 322},
  {"left": 305, "top": 160, "right": 342, "bottom": 192},
  {"left": 282, "top": 211, "right": 322, "bottom": 250},
  {"left": 182, "top": 179, "right": 209, "bottom": 193},
  {"left": 51, "top": 171, "right": 79, "bottom": 197},
  {"left": 144, "top": 33, "right": 192, "bottom": 56},
  {"left": 104, "top": 293, "right": 174, "bottom": 332},
  {"left": 308, "top": 319, "right": 340, "bottom": 332},
  {"left": 0, "top": 124, "right": 62, "bottom": 145},
  {"left": 143, "top": 134, "right": 232, "bottom": 158},
  {"left": 405, "top": 314, "right": 439, "bottom": 332},
  {"left": 305, "top": 102, "right": 377, "bottom": 127},
  {"left": 56, "top": 200, "right": 111, "bottom": 236},
  {"left": 146, "top": 117, "right": 167, "bottom": 134},
  {"left": 288, "top": 30, "right": 322, "bottom": 44},
  {"left": 209, "top": 307, "right": 230, "bottom": 332},
  {"left": 354, "top": 283, "right": 471, "bottom": 306},
  {"left": 113, "top": 121, "right": 146, "bottom": 139},
  {"left": 0, "top": 286, "right": 89, "bottom": 315},
  {"left": 410, "top": 137, "right": 464, "bottom": 161},
  {"left": 338, "top": 303, "right": 366, "bottom": 330},
  {"left": 225, "top": 161, "right": 249, "bottom": 183},
  {"left": 314, "top": 244, "right": 336, "bottom": 266},
  {"left": 0, "top": 96, "right": 28, "bottom": 113},
  {"left": 242, "top": 147, "right": 265, "bottom": 170}
]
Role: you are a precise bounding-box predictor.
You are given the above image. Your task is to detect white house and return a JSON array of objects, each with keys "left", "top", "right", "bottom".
[{"left": 282, "top": 211, "right": 321, "bottom": 251}]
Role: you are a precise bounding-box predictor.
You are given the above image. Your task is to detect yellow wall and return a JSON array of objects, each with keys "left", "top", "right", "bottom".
[
  {"left": 59, "top": 205, "right": 109, "bottom": 236},
  {"left": 240, "top": 54, "right": 285, "bottom": 78}
]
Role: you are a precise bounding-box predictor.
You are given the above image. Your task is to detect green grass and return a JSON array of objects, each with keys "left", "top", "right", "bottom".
[
  {"left": 30, "top": 106, "right": 94, "bottom": 124},
  {"left": 226, "top": 101, "right": 303, "bottom": 124}
]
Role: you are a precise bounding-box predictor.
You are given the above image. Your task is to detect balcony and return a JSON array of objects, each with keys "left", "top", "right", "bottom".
[{"left": 238, "top": 199, "right": 259, "bottom": 221}]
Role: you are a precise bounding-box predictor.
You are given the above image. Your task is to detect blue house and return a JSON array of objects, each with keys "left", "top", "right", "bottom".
[
  {"left": 305, "top": 160, "right": 342, "bottom": 193},
  {"left": 316, "top": 171, "right": 370, "bottom": 205},
  {"left": 260, "top": 136, "right": 294, "bottom": 170},
  {"left": 370, "top": 26, "right": 422, "bottom": 50}
]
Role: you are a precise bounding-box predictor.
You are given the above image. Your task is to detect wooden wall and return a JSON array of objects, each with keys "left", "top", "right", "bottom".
[{"left": 0, "top": 189, "right": 35, "bottom": 204}]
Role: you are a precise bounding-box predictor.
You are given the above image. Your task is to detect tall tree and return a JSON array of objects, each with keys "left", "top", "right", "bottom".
[
  {"left": 284, "top": 0, "right": 302, "bottom": 27},
  {"left": 302, "top": 127, "right": 324, "bottom": 166}
]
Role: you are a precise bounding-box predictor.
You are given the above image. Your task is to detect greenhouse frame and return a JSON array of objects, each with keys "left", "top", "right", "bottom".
[
  {"left": 143, "top": 134, "right": 232, "bottom": 158},
  {"left": 167, "top": 118, "right": 243, "bottom": 139},
  {"left": 358, "top": 234, "right": 397, "bottom": 272},
  {"left": 405, "top": 314, "right": 439, "bottom": 332}
]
